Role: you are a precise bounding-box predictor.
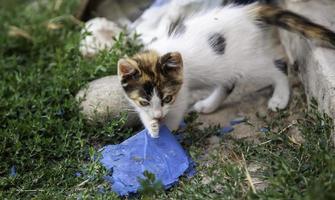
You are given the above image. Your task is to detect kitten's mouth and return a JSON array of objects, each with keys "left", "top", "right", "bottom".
[{"left": 154, "top": 117, "right": 164, "bottom": 123}]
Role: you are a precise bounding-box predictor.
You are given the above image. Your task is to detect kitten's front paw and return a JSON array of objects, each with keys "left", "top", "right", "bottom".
[
  {"left": 193, "top": 100, "right": 216, "bottom": 114},
  {"left": 268, "top": 96, "right": 288, "bottom": 111},
  {"left": 148, "top": 120, "right": 159, "bottom": 138}
]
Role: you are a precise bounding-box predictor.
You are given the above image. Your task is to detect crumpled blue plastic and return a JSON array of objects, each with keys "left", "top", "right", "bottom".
[{"left": 99, "top": 125, "right": 195, "bottom": 196}]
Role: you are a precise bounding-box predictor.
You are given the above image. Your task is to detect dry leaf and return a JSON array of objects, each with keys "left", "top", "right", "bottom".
[
  {"left": 47, "top": 22, "right": 63, "bottom": 30},
  {"left": 8, "top": 26, "right": 32, "bottom": 41}
]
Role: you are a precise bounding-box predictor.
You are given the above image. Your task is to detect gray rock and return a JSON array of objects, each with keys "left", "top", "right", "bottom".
[
  {"left": 76, "top": 75, "right": 140, "bottom": 127},
  {"left": 280, "top": 0, "right": 335, "bottom": 125}
]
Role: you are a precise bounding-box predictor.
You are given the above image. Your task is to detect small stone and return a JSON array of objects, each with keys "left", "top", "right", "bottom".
[
  {"left": 213, "top": 184, "right": 224, "bottom": 193},
  {"left": 79, "top": 18, "right": 122, "bottom": 57},
  {"left": 259, "top": 127, "right": 269, "bottom": 133},
  {"left": 201, "top": 176, "right": 213, "bottom": 185},
  {"left": 256, "top": 108, "right": 268, "bottom": 119},
  {"left": 288, "top": 126, "right": 305, "bottom": 146},
  {"left": 251, "top": 177, "right": 268, "bottom": 191},
  {"left": 247, "top": 163, "right": 262, "bottom": 173},
  {"left": 76, "top": 75, "right": 140, "bottom": 127},
  {"left": 207, "top": 136, "right": 221, "bottom": 149},
  {"left": 231, "top": 124, "right": 261, "bottom": 141}
]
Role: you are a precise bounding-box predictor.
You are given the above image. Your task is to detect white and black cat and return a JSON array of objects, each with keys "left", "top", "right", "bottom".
[{"left": 117, "top": 3, "right": 335, "bottom": 138}]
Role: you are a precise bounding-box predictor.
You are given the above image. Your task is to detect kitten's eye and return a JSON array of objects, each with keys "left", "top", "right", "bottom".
[
  {"left": 163, "top": 95, "right": 173, "bottom": 104},
  {"left": 139, "top": 100, "right": 150, "bottom": 106}
]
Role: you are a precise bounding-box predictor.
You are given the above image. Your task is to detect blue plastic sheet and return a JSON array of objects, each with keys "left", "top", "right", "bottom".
[
  {"left": 10, "top": 165, "right": 16, "bottom": 177},
  {"left": 99, "top": 125, "right": 195, "bottom": 196},
  {"left": 220, "top": 126, "right": 234, "bottom": 136},
  {"left": 230, "top": 117, "right": 247, "bottom": 126}
]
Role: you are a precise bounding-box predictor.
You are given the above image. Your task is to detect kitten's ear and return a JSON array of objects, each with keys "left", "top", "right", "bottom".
[
  {"left": 117, "top": 59, "right": 138, "bottom": 78},
  {"left": 160, "top": 52, "right": 183, "bottom": 70}
]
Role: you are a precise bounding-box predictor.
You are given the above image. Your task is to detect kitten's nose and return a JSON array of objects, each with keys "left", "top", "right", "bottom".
[{"left": 153, "top": 110, "right": 163, "bottom": 120}]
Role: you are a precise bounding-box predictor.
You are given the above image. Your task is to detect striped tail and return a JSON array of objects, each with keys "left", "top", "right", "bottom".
[{"left": 250, "top": 4, "right": 335, "bottom": 49}]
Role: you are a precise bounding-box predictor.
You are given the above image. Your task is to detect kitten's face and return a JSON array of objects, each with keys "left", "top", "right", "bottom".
[{"left": 117, "top": 51, "right": 183, "bottom": 121}]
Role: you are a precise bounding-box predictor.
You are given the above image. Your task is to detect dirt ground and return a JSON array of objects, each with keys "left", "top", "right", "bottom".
[
  {"left": 191, "top": 67, "right": 307, "bottom": 191},
  {"left": 192, "top": 66, "right": 305, "bottom": 138}
]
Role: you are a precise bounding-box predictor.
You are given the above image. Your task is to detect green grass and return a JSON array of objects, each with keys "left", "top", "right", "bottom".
[{"left": 0, "top": 1, "right": 334, "bottom": 199}]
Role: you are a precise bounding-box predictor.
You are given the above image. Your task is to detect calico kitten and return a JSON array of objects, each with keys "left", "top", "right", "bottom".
[
  {"left": 118, "top": 51, "right": 186, "bottom": 138},
  {"left": 118, "top": 3, "right": 335, "bottom": 138}
]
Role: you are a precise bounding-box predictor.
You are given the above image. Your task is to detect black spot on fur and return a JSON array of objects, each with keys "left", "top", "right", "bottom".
[
  {"left": 208, "top": 33, "right": 226, "bottom": 55},
  {"left": 168, "top": 16, "right": 186, "bottom": 37},
  {"left": 142, "top": 81, "right": 154, "bottom": 99},
  {"left": 274, "top": 58, "right": 288, "bottom": 75},
  {"left": 120, "top": 70, "right": 141, "bottom": 92},
  {"left": 226, "top": 83, "right": 235, "bottom": 95},
  {"left": 122, "top": 83, "right": 138, "bottom": 94},
  {"left": 324, "top": 29, "right": 335, "bottom": 48},
  {"left": 223, "top": 0, "right": 258, "bottom": 5}
]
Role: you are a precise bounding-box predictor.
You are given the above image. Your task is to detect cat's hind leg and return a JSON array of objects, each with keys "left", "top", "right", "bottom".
[
  {"left": 193, "top": 84, "right": 233, "bottom": 114},
  {"left": 268, "top": 69, "right": 290, "bottom": 111}
]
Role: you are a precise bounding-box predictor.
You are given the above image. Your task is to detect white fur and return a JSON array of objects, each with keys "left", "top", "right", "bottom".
[
  {"left": 138, "top": 87, "right": 189, "bottom": 138},
  {"left": 193, "top": 85, "right": 227, "bottom": 113},
  {"left": 132, "top": 0, "right": 224, "bottom": 45}
]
